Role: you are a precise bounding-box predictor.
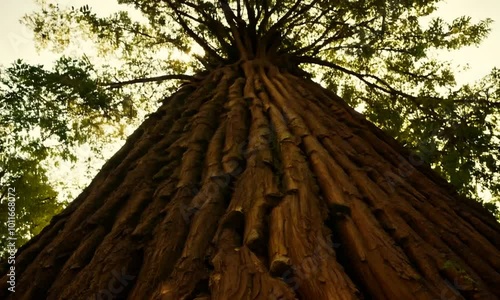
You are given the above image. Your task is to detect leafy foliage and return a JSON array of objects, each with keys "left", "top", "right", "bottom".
[
  {"left": 0, "top": 158, "right": 59, "bottom": 257},
  {"left": 0, "top": 52, "right": 142, "bottom": 255}
]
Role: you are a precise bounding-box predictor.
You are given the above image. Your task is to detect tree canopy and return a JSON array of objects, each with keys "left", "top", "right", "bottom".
[{"left": 1, "top": 0, "right": 499, "bottom": 255}]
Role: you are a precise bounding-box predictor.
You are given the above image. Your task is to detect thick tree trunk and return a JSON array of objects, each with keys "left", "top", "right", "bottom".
[{"left": 2, "top": 61, "right": 499, "bottom": 299}]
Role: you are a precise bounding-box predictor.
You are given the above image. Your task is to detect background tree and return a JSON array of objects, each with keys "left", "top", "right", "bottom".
[
  {"left": 0, "top": 55, "right": 134, "bottom": 257},
  {"left": 1, "top": 0, "right": 499, "bottom": 299}
]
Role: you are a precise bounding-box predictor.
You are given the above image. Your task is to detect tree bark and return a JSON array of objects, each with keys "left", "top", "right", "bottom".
[{"left": 1, "top": 60, "right": 499, "bottom": 300}]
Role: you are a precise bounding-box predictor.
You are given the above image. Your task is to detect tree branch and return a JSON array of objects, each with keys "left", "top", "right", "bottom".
[
  {"left": 259, "top": 0, "right": 283, "bottom": 34},
  {"left": 174, "top": 9, "right": 206, "bottom": 24},
  {"left": 102, "top": 74, "right": 193, "bottom": 89},
  {"left": 267, "top": 0, "right": 303, "bottom": 36},
  {"left": 296, "top": 56, "right": 406, "bottom": 95},
  {"left": 183, "top": 1, "right": 233, "bottom": 54},
  {"left": 219, "top": 0, "right": 249, "bottom": 59},
  {"left": 291, "top": 20, "right": 347, "bottom": 56},
  {"left": 295, "top": 55, "right": 440, "bottom": 117},
  {"left": 288, "top": 0, "right": 322, "bottom": 22},
  {"left": 164, "top": 0, "right": 224, "bottom": 63},
  {"left": 237, "top": 0, "right": 241, "bottom": 19},
  {"left": 243, "top": 0, "right": 256, "bottom": 28},
  {"left": 268, "top": 0, "right": 321, "bottom": 37}
]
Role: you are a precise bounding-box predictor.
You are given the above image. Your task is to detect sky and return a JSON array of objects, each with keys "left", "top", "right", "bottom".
[{"left": 0, "top": 0, "right": 499, "bottom": 200}]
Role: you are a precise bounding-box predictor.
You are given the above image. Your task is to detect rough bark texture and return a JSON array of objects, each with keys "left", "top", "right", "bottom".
[{"left": 2, "top": 61, "right": 500, "bottom": 299}]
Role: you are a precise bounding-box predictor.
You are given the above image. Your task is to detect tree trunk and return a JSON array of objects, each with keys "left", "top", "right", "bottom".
[{"left": 2, "top": 60, "right": 499, "bottom": 300}]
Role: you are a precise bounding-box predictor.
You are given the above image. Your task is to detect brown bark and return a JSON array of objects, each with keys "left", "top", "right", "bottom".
[{"left": 1, "top": 60, "right": 499, "bottom": 300}]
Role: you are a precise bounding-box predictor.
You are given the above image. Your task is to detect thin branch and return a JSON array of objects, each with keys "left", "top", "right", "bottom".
[
  {"left": 237, "top": 0, "right": 241, "bottom": 19},
  {"left": 254, "top": 0, "right": 263, "bottom": 24},
  {"left": 102, "top": 74, "right": 193, "bottom": 89},
  {"left": 113, "top": 24, "right": 157, "bottom": 40},
  {"left": 164, "top": 0, "right": 224, "bottom": 63},
  {"left": 291, "top": 20, "right": 347, "bottom": 56},
  {"left": 175, "top": 9, "right": 206, "bottom": 24},
  {"left": 309, "top": 30, "right": 350, "bottom": 57},
  {"left": 244, "top": 0, "right": 256, "bottom": 28},
  {"left": 288, "top": 0, "right": 322, "bottom": 23},
  {"left": 296, "top": 56, "right": 401, "bottom": 95},
  {"left": 183, "top": 1, "right": 233, "bottom": 52},
  {"left": 308, "top": 17, "right": 379, "bottom": 56},
  {"left": 259, "top": 0, "right": 283, "bottom": 34},
  {"left": 295, "top": 55, "right": 440, "bottom": 117},
  {"left": 269, "top": 0, "right": 322, "bottom": 36},
  {"left": 267, "top": 0, "right": 303, "bottom": 35},
  {"left": 219, "top": 0, "right": 249, "bottom": 59},
  {"left": 219, "top": 0, "right": 245, "bottom": 26}
]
